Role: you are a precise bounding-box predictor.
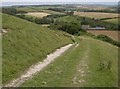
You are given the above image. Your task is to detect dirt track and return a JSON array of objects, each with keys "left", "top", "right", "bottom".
[{"left": 5, "top": 44, "right": 73, "bottom": 87}]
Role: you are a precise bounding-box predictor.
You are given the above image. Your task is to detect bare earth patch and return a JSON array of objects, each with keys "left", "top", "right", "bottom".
[{"left": 0, "top": 29, "right": 7, "bottom": 35}]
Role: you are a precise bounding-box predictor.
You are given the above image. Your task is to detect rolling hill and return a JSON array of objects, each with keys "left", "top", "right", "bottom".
[{"left": 2, "top": 13, "right": 73, "bottom": 84}]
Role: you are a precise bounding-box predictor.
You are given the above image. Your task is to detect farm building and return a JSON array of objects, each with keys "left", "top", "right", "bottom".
[
  {"left": 81, "top": 25, "right": 90, "bottom": 30},
  {"left": 82, "top": 25, "right": 106, "bottom": 30},
  {"left": 88, "top": 26, "right": 106, "bottom": 30}
]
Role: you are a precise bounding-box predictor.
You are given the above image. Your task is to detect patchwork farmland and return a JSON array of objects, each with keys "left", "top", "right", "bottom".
[{"left": 74, "top": 11, "right": 118, "bottom": 19}]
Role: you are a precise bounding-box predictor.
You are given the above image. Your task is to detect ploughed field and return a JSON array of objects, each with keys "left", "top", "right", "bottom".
[
  {"left": 87, "top": 30, "right": 119, "bottom": 42},
  {"left": 25, "top": 12, "right": 51, "bottom": 18},
  {"left": 74, "top": 11, "right": 118, "bottom": 19}
]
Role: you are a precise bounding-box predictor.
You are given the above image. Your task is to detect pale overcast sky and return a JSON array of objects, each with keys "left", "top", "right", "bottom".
[{"left": 1, "top": 0, "right": 119, "bottom": 2}]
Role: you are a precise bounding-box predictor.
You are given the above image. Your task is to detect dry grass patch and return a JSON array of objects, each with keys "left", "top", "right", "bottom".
[{"left": 26, "top": 12, "right": 51, "bottom": 18}]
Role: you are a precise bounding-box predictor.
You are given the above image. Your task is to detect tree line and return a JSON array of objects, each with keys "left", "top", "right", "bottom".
[{"left": 80, "top": 17, "right": 118, "bottom": 30}]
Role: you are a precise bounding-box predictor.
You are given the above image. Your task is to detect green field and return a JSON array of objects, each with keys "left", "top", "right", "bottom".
[
  {"left": 16, "top": 7, "right": 37, "bottom": 12},
  {"left": 16, "top": 7, "right": 65, "bottom": 15},
  {"left": 16, "top": 7, "right": 50, "bottom": 12},
  {"left": 74, "top": 11, "right": 118, "bottom": 19},
  {"left": 103, "top": 18, "right": 118, "bottom": 25},
  {"left": 2, "top": 13, "right": 73, "bottom": 84},
  {"left": 22, "top": 36, "right": 118, "bottom": 87},
  {"left": 56, "top": 16, "right": 80, "bottom": 23},
  {"left": 40, "top": 10, "right": 65, "bottom": 15}
]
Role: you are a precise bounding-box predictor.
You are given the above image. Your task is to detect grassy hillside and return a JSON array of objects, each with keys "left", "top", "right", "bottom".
[
  {"left": 23, "top": 36, "right": 118, "bottom": 87},
  {"left": 2, "top": 13, "right": 73, "bottom": 84}
]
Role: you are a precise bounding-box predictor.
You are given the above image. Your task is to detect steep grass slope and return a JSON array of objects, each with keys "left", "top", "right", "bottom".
[{"left": 2, "top": 13, "right": 72, "bottom": 84}]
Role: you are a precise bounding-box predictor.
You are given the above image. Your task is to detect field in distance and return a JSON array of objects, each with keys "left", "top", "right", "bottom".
[
  {"left": 87, "top": 30, "right": 119, "bottom": 41},
  {"left": 74, "top": 11, "right": 118, "bottom": 19},
  {"left": 103, "top": 18, "right": 118, "bottom": 24},
  {"left": 26, "top": 12, "right": 51, "bottom": 18}
]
